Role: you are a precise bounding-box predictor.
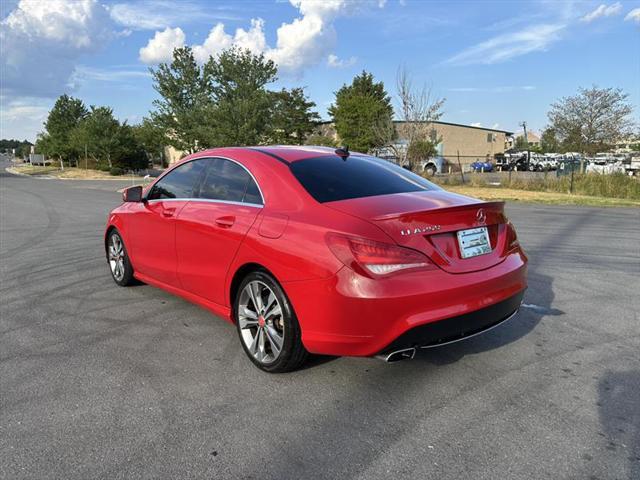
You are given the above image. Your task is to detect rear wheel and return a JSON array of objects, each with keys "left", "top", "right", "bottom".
[
  {"left": 234, "top": 271, "right": 308, "bottom": 373},
  {"left": 107, "top": 229, "right": 135, "bottom": 286}
]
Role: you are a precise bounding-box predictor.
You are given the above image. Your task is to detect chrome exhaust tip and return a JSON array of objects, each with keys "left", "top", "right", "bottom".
[{"left": 378, "top": 347, "right": 416, "bottom": 363}]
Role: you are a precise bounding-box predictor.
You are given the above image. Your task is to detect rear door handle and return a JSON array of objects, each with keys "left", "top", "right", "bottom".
[
  {"left": 162, "top": 208, "right": 176, "bottom": 217},
  {"left": 215, "top": 215, "right": 235, "bottom": 228}
]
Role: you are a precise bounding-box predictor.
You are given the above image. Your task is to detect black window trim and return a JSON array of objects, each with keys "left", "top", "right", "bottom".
[{"left": 146, "top": 156, "right": 265, "bottom": 208}]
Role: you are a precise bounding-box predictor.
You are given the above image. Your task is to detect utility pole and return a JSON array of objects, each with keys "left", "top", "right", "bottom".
[{"left": 520, "top": 121, "right": 530, "bottom": 170}]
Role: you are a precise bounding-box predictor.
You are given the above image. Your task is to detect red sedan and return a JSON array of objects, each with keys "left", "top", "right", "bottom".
[{"left": 105, "top": 146, "right": 527, "bottom": 372}]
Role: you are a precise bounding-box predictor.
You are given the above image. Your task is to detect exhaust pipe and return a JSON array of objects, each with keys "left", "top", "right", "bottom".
[{"left": 379, "top": 347, "right": 416, "bottom": 363}]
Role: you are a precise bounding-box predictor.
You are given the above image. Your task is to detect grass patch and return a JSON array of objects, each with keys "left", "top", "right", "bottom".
[
  {"left": 444, "top": 186, "right": 640, "bottom": 208},
  {"left": 10, "top": 165, "right": 145, "bottom": 180},
  {"left": 433, "top": 172, "right": 640, "bottom": 203}
]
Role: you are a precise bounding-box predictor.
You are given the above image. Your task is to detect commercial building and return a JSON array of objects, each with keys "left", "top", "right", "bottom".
[{"left": 316, "top": 120, "right": 513, "bottom": 167}]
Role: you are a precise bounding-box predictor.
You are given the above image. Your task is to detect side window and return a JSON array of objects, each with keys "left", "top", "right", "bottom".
[
  {"left": 197, "top": 158, "right": 263, "bottom": 205},
  {"left": 148, "top": 160, "right": 206, "bottom": 200}
]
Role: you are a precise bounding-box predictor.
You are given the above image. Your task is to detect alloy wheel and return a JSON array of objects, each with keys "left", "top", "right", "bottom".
[
  {"left": 238, "top": 280, "right": 285, "bottom": 364},
  {"left": 108, "top": 233, "right": 125, "bottom": 282}
]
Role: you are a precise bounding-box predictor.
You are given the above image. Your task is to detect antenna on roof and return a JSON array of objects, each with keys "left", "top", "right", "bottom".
[{"left": 335, "top": 145, "right": 349, "bottom": 160}]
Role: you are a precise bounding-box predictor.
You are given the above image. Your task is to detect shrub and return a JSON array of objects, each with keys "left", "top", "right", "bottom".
[{"left": 110, "top": 167, "right": 125, "bottom": 176}]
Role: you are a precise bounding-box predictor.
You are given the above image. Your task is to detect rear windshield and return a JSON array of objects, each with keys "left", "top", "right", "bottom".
[{"left": 289, "top": 155, "right": 440, "bottom": 203}]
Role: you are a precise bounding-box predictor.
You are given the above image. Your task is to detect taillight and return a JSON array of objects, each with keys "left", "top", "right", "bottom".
[
  {"left": 326, "top": 233, "right": 436, "bottom": 278},
  {"left": 506, "top": 222, "right": 519, "bottom": 249}
]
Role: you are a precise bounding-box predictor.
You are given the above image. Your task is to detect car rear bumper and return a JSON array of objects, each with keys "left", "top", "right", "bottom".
[
  {"left": 376, "top": 290, "right": 523, "bottom": 358},
  {"left": 283, "top": 249, "right": 527, "bottom": 357}
]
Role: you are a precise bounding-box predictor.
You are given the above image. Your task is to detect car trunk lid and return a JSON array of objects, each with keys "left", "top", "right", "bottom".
[{"left": 325, "top": 190, "right": 510, "bottom": 274}]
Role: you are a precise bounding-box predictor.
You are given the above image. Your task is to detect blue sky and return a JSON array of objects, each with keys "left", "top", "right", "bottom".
[{"left": 1, "top": 0, "right": 639, "bottom": 142}]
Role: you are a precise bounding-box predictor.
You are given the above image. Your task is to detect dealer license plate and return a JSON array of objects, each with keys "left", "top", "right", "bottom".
[{"left": 457, "top": 227, "right": 492, "bottom": 259}]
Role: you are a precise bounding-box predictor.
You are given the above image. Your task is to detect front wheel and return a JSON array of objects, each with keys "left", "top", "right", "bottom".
[
  {"left": 234, "top": 271, "right": 308, "bottom": 373},
  {"left": 106, "top": 229, "right": 135, "bottom": 286}
]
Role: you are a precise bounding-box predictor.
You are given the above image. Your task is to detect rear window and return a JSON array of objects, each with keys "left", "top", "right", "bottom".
[{"left": 289, "top": 155, "right": 439, "bottom": 203}]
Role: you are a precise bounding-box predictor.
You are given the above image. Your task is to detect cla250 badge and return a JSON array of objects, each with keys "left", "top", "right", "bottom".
[{"left": 400, "top": 225, "right": 441, "bottom": 236}]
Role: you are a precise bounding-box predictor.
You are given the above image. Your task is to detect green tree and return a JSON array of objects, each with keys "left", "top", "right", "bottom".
[
  {"left": 270, "top": 88, "right": 320, "bottom": 144},
  {"left": 548, "top": 86, "right": 635, "bottom": 155},
  {"left": 209, "top": 47, "right": 278, "bottom": 146},
  {"left": 406, "top": 139, "right": 437, "bottom": 166},
  {"left": 72, "top": 106, "right": 146, "bottom": 170},
  {"left": 133, "top": 118, "right": 167, "bottom": 166},
  {"left": 304, "top": 133, "right": 337, "bottom": 147},
  {"left": 38, "top": 94, "right": 88, "bottom": 167},
  {"left": 72, "top": 106, "right": 120, "bottom": 168},
  {"left": 329, "top": 71, "right": 394, "bottom": 153},
  {"left": 150, "top": 46, "right": 215, "bottom": 152},
  {"left": 0, "top": 139, "right": 32, "bottom": 158},
  {"left": 540, "top": 127, "right": 560, "bottom": 153}
]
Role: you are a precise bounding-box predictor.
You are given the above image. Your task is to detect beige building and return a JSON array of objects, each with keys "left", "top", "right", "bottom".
[
  {"left": 317, "top": 120, "right": 513, "bottom": 161},
  {"left": 511, "top": 130, "right": 541, "bottom": 149}
]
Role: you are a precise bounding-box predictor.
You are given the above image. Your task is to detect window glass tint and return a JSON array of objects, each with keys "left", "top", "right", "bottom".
[
  {"left": 244, "top": 180, "right": 262, "bottom": 205},
  {"left": 148, "top": 160, "right": 205, "bottom": 200},
  {"left": 290, "top": 155, "right": 439, "bottom": 203},
  {"left": 197, "top": 158, "right": 263, "bottom": 205}
]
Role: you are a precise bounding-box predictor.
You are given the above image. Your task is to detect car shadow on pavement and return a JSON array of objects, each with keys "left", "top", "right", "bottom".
[{"left": 597, "top": 370, "right": 640, "bottom": 479}]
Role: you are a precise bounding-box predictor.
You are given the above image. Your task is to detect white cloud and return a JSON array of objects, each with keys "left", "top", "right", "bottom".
[
  {"left": 327, "top": 54, "right": 357, "bottom": 68},
  {"left": 0, "top": 0, "right": 114, "bottom": 97},
  {"left": 491, "top": 123, "right": 500, "bottom": 129},
  {"left": 471, "top": 122, "right": 482, "bottom": 127},
  {"left": 580, "top": 2, "right": 622, "bottom": 23},
  {"left": 625, "top": 8, "right": 640, "bottom": 23},
  {"left": 192, "top": 19, "right": 266, "bottom": 63},
  {"left": 109, "top": 0, "right": 241, "bottom": 31},
  {"left": 73, "top": 66, "right": 151, "bottom": 83},
  {"left": 139, "top": 0, "right": 383, "bottom": 73},
  {"left": 139, "top": 27, "right": 186, "bottom": 64},
  {"left": 444, "top": 24, "right": 565, "bottom": 65}
]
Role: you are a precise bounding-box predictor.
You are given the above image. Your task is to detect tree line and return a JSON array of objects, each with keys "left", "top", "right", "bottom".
[
  {"left": 0, "top": 139, "right": 32, "bottom": 158},
  {"left": 32, "top": 46, "right": 445, "bottom": 172},
  {"left": 26, "top": 46, "right": 636, "bottom": 172}
]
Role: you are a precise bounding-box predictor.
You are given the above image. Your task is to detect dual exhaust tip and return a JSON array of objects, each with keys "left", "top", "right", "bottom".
[{"left": 378, "top": 347, "right": 416, "bottom": 363}]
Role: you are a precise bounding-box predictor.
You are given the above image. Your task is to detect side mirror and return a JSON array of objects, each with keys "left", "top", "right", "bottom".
[{"left": 123, "top": 185, "right": 143, "bottom": 203}]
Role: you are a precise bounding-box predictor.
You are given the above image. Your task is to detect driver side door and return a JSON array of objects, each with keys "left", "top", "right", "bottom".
[{"left": 128, "top": 160, "right": 206, "bottom": 287}]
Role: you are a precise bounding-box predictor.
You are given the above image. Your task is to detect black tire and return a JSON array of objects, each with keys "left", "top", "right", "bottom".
[
  {"left": 106, "top": 229, "right": 135, "bottom": 286},
  {"left": 424, "top": 165, "right": 436, "bottom": 176},
  {"left": 234, "top": 270, "right": 308, "bottom": 373}
]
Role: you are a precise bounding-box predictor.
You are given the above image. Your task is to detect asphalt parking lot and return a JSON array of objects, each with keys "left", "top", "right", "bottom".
[{"left": 1, "top": 160, "right": 639, "bottom": 480}]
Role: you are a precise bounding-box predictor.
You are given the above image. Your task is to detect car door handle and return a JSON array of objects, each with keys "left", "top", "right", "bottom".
[
  {"left": 215, "top": 216, "right": 235, "bottom": 228},
  {"left": 162, "top": 208, "right": 176, "bottom": 217}
]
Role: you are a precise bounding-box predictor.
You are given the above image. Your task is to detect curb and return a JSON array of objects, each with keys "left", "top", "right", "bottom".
[{"left": 5, "top": 167, "right": 29, "bottom": 177}]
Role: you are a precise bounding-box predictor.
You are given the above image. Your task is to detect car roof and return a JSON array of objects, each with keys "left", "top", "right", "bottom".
[{"left": 188, "top": 145, "right": 361, "bottom": 165}]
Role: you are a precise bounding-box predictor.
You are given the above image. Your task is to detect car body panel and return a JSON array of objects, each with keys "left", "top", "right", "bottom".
[
  {"left": 175, "top": 200, "right": 262, "bottom": 305},
  {"left": 128, "top": 199, "right": 188, "bottom": 286}
]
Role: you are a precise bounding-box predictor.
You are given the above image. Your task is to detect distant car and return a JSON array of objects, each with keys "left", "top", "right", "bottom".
[
  {"left": 105, "top": 146, "right": 527, "bottom": 372},
  {"left": 470, "top": 160, "right": 493, "bottom": 172}
]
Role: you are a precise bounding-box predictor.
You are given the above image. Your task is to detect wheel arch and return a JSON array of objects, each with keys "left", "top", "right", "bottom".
[
  {"left": 104, "top": 225, "right": 117, "bottom": 252},
  {"left": 228, "top": 262, "right": 277, "bottom": 321}
]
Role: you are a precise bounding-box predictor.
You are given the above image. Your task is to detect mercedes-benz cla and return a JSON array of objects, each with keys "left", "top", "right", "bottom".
[{"left": 105, "top": 146, "right": 527, "bottom": 372}]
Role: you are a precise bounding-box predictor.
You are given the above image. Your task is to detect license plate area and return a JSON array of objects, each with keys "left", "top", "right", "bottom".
[{"left": 457, "top": 227, "right": 492, "bottom": 259}]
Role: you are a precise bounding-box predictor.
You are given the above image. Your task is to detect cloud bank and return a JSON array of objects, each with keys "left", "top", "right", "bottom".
[
  {"left": 138, "top": 0, "right": 381, "bottom": 73},
  {"left": 0, "top": 0, "right": 114, "bottom": 97}
]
